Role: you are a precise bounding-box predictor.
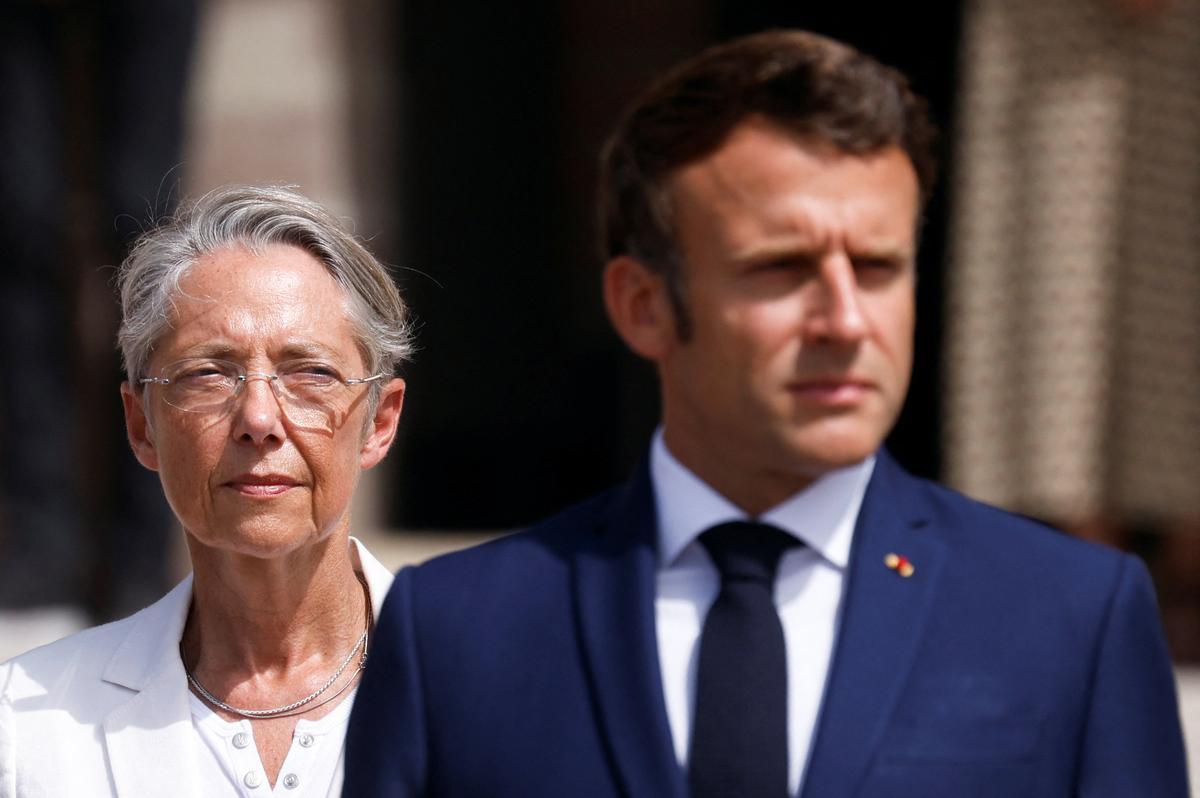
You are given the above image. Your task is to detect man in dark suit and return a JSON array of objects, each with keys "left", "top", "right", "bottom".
[{"left": 344, "top": 30, "right": 1188, "bottom": 797}]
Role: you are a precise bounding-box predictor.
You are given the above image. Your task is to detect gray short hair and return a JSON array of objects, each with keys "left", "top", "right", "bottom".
[{"left": 117, "top": 185, "right": 414, "bottom": 407}]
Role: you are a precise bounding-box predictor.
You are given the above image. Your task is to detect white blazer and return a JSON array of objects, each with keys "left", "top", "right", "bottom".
[{"left": 0, "top": 538, "right": 394, "bottom": 798}]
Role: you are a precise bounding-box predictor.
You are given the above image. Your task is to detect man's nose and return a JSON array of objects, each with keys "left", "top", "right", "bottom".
[
  {"left": 230, "top": 373, "right": 286, "bottom": 444},
  {"left": 804, "top": 255, "right": 868, "bottom": 343}
]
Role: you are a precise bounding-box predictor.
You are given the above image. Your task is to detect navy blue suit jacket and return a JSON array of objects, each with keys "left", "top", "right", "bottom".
[{"left": 344, "top": 451, "right": 1188, "bottom": 797}]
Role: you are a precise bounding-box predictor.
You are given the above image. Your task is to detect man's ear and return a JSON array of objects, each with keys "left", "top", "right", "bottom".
[
  {"left": 121, "top": 382, "right": 160, "bottom": 471},
  {"left": 359, "top": 377, "right": 405, "bottom": 470},
  {"left": 602, "top": 255, "right": 678, "bottom": 361}
]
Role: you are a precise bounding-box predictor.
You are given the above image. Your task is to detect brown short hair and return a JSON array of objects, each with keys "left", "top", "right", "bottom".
[{"left": 599, "top": 29, "right": 937, "bottom": 337}]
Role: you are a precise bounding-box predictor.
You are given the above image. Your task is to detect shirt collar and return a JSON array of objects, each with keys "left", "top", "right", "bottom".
[{"left": 650, "top": 428, "right": 873, "bottom": 571}]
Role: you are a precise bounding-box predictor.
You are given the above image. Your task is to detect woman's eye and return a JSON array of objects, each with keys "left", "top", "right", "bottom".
[
  {"left": 282, "top": 363, "right": 341, "bottom": 386},
  {"left": 176, "top": 363, "right": 233, "bottom": 381}
]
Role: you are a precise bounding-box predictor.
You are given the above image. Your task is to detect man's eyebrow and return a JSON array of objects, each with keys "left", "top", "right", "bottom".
[
  {"left": 730, "top": 239, "right": 913, "bottom": 264},
  {"left": 848, "top": 243, "right": 914, "bottom": 261},
  {"left": 730, "top": 239, "right": 824, "bottom": 264}
]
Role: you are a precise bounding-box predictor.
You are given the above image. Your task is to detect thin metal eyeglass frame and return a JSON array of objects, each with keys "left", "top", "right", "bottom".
[{"left": 138, "top": 359, "right": 388, "bottom": 416}]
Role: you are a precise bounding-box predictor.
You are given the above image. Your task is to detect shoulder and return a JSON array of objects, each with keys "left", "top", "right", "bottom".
[
  {"left": 0, "top": 611, "right": 144, "bottom": 792},
  {"left": 2, "top": 616, "right": 135, "bottom": 704},
  {"left": 413, "top": 486, "right": 621, "bottom": 583},
  {"left": 1, "top": 579, "right": 190, "bottom": 717},
  {"left": 914, "top": 469, "right": 1121, "bottom": 562},
  {"left": 376, "top": 486, "right": 625, "bottom": 631},
  {"left": 877, "top": 454, "right": 1141, "bottom": 601},
  {"left": 1, "top": 582, "right": 191, "bottom": 796}
]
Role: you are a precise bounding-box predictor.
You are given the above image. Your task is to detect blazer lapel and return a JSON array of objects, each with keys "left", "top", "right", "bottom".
[
  {"left": 801, "top": 453, "right": 947, "bottom": 798},
  {"left": 573, "top": 462, "right": 688, "bottom": 798},
  {"left": 102, "top": 577, "right": 203, "bottom": 798}
]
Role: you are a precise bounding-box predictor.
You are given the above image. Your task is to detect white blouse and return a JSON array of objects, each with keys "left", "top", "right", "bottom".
[{"left": 189, "top": 688, "right": 357, "bottom": 797}]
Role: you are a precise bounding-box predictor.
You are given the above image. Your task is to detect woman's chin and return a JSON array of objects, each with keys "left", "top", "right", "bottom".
[{"left": 185, "top": 520, "right": 335, "bottom": 562}]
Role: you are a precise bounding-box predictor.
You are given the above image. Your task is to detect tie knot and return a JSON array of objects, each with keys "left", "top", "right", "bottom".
[{"left": 699, "top": 521, "right": 799, "bottom": 585}]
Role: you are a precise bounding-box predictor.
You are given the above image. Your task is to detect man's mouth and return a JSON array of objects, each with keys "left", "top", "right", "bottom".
[{"left": 787, "top": 378, "right": 874, "bottom": 406}]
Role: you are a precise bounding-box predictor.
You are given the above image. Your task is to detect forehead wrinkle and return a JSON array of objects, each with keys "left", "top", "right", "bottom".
[
  {"left": 158, "top": 249, "right": 360, "bottom": 368},
  {"left": 674, "top": 122, "right": 918, "bottom": 261},
  {"left": 675, "top": 147, "right": 844, "bottom": 256},
  {"left": 728, "top": 182, "right": 915, "bottom": 265}
]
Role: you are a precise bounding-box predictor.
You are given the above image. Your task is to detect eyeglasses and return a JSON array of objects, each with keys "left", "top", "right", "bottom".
[{"left": 140, "top": 357, "right": 386, "bottom": 430}]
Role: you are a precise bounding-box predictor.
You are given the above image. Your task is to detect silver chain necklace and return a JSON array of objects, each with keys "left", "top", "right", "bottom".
[{"left": 183, "top": 575, "right": 372, "bottom": 720}]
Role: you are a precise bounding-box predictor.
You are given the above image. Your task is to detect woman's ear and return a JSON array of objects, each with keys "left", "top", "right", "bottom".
[
  {"left": 121, "top": 382, "right": 160, "bottom": 471},
  {"left": 359, "top": 378, "right": 405, "bottom": 470}
]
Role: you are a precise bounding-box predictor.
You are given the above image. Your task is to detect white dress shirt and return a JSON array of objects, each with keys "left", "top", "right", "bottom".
[{"left": 651, "top": 430, "right": 874, "bottom": 796}]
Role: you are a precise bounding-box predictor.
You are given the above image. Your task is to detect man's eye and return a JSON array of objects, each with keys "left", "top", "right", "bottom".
[
  {"left": 853, "top": 258, "right": 908, "bottom": 284},
  {"left": 853, "top": 257, "right": 897, "bottom": 271}
]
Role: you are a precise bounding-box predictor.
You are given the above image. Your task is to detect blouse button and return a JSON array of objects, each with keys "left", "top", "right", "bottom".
[
  {"left": 298, "top": 732, "right": 315, "bottom": 748},
  {"left": 232, "top": 732, "right": 250, "bottom": 749},
  {"left": 243, "top": 771, "right": 262, "bottom": 788},
  {"left": 283, "top": 773, "right": 300, "bottom": 789}
]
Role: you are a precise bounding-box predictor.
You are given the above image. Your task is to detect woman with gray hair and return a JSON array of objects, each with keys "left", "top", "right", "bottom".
[{"left": 0, "top": 185, "right": 412, "bottom": 796}]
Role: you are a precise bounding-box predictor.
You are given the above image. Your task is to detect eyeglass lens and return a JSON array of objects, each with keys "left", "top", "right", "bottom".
[{"left": 153, "top": 359, "right": 369, "bottom": 431}]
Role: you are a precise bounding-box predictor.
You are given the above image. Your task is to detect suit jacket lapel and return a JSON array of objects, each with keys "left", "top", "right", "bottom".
[
  {"left": 102, "top": 577, "right": 203, "bottom": 798},
  {"left": 573, "top": 461, "right": 688, "bottom": 798},
  {"left": 801, "top": 453, "right": 947, "bottom": 798}
]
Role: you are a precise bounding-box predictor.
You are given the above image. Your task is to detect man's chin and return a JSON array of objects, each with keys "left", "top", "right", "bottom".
[{"left": 774, "top": 425, "right": 884, "bottom": 476}]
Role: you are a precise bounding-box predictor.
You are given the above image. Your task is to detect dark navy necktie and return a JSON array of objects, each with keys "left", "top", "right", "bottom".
[{"left": 689, "top": 521, "right": 798, "bottom": 798}]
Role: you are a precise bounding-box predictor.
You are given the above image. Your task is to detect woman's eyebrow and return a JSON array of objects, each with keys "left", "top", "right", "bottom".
[{"left": 172, "top": 340, "right": 345, "bottom": 362}]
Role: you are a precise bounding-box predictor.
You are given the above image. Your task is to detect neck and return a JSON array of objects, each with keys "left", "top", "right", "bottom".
[
  {"left": 660, "top": 424, "right": 815, "bottom": 516},
  {"left": 182, "top": 533, "right": 367, "bottom": 675}
]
